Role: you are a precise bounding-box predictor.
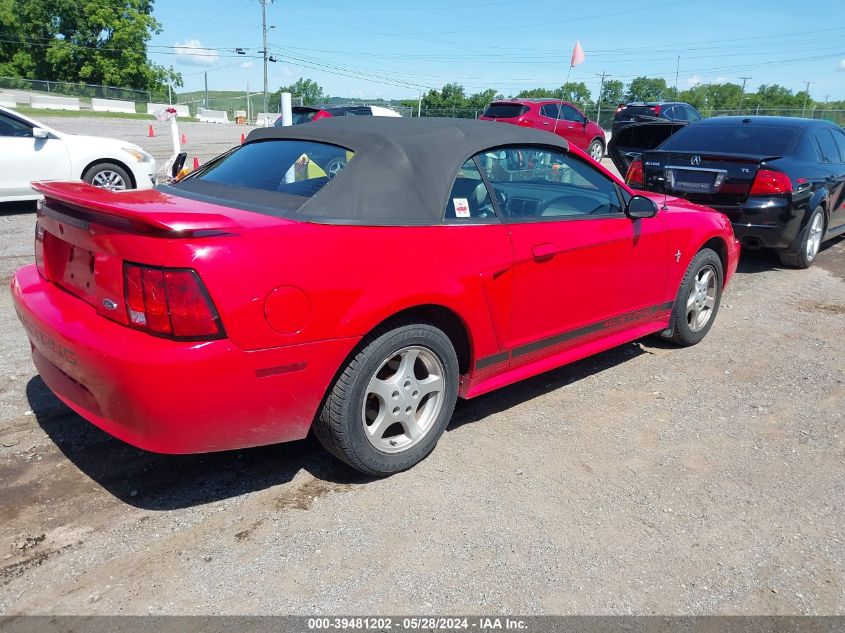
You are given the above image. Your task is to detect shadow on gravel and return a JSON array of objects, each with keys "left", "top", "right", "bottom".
[
  {"left": 25, "top": 376, "right": 375, "bottom": 512},
  {"left": 448, "top": 340, "right": 646, "bottom": 431},
  {"left": 735, "top": 236, "right": 845, "bottom": 275}
]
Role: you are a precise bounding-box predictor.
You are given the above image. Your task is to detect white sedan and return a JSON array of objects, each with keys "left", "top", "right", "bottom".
[{"left": 0, "top": 105, "right": 157, "bottom": 202}]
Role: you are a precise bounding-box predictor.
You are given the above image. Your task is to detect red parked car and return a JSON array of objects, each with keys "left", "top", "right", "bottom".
[
  {"left": 480, "top": 99, "right": 607, "bottom": 162},
  {"left": 12, "top": 118, "right": 738, "bottom": 475}
]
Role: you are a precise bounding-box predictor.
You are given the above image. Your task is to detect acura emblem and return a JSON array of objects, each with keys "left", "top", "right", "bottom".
[{"left": 690, "top": 155, "right": 702, "bottom": 166}]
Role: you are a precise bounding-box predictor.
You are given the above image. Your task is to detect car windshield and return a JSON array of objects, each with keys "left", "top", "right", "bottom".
[
  {"left": 173, "top": 140, "right": 354, "bottom": 216},
  {"left": 659, "top": 123, "right": 801, "bottom": 156},
  {"left": 482, "top": 104, "right": 528, "bottom": 119}
]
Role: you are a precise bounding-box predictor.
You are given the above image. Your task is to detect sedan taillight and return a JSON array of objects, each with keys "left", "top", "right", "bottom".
[
  {"left": 749, "top": 169, "right": 793, "bottom": 195},
  {"left": 626, "top": 158, "right": 645, "bottom": 188},
  {"left": 124, "top": 263, "right": 225, "bottom": 340}
]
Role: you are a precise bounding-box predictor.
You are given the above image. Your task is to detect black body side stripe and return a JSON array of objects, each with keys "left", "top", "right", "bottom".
[
  {"left": 475, "top": 350, "right": 509, "bottom": 370},
  {"left": 475, "top": 300, "right": 674, "bottom": 369}
]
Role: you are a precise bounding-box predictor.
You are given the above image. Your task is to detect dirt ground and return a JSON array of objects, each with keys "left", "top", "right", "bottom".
[{"left": 0, "top": 119, "right": 843, "bottom": 615}]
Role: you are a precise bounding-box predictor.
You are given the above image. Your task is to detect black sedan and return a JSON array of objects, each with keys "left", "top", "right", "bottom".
[{"left": 622, "top": 116, "right": 845, "bottom": 268}]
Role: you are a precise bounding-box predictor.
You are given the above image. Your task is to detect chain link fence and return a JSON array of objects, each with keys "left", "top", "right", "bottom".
[{"left": 0, "top": 76, "right": 152, "bottom": 103}]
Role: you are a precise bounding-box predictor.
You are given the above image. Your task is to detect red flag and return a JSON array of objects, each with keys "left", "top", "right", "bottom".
[{"left": 570, "top": 41, "right": 585, "bottom": 67}]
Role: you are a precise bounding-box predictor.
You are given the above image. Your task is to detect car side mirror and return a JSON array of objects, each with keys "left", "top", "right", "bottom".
[
  {"left": 32, "top": 127, "right": 49, "bottom": 139},
  {"left": 626, "top": 195, "right": 658, "bottom": 219}
]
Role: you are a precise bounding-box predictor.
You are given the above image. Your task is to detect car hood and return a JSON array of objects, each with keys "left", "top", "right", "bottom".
[
  {"left": 56, "top": 131, "right": 142, "bottom": 153},
  {"left": 607, "top": 120, "right": 687, "bottom": 174},
  {"left": 638, "top": 190, "right": 720, "bottom": 214}
]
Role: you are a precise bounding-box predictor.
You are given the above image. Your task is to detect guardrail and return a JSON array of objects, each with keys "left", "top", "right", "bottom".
[
  {"left": 91, "top": 98, "right": 136, "bottom": 114},
  {"left": 196, "top": 108, "right": 230, "bottom": 124},
  {"left": 29, "top": 94, "right": 80, "bottom": 111},
  {"left": 255, "top": 112, "right": 278, "bottom": 126}
]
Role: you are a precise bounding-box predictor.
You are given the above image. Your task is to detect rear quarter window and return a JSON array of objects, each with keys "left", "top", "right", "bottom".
[
  {"left": 659, "top": 124, "right": 800, "bottom": 156},
  {"left": 482, "top": 104, "right": 529, "bottom": 119},
  {"left": 173, "top": 140, "right": 354, "bottom": 217}
]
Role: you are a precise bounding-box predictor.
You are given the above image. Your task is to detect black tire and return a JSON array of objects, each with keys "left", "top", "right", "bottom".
[
  {"left": 778, "top": 206, "right": 824, "bottom": 269},
  {"left": 82, "top": 162, "right": 134, "bottom": 191},
  {"left": 664, "top": 248, "right": 723, "bottom": 347},
  {"left": 588, "top": 138, "right": 604, "bottom": 162},
  {"left": 313, "top": 322, "right": 459, "bottom": 476}
]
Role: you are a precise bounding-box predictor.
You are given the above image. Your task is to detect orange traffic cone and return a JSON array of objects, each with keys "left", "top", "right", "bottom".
[
  {"left": 147, "top": 124, "right": 155, "bottom": 138},
  {"left": 180, "top": 133, "right": 187, "bottom": 144},
  {"left": 193, "top": 157, "right": 200, "bottom": 170},
  {"left": 240, "top": 133, "right": 245, "bottom": 144}
]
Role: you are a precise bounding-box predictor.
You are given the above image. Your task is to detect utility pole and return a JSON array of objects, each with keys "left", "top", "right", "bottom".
[
  {"left": 204, "top": 71, "right": 208, "bottom": 109},
  {"left": 801, "top": 80, "right": 811, "bottom": 118},
  {"left": 260, "top": 0, "right": 273, "bottom": 114},
  {"left": 595, "top": 71, "right": 607, "bottom": 128},
  {"left": 738, "top": 76, "right": 751, "bottom": 113},
  {"left": 417, "top": 89, "right": 422, "bottom": 118}
]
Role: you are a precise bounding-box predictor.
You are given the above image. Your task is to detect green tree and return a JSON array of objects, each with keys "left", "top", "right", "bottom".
[
  {"left": 0, "top": 0, "right": 181, "bottom": 97},
  {"left": 625, "top": 77, "right": 669, "bottom": 102},
  {"left": 275, "top": 77, "right": 327, "bottom": 106},
  {"left": 598, "top": 79, "right": 624, "bottom": 107},
  {"left": 516, "top": 82, "right": 591, "bottom": 106}
]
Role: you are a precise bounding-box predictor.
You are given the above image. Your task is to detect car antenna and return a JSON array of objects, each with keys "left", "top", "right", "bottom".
[{"left": 661, "top": 55, "right": 681, "bottom": 212}]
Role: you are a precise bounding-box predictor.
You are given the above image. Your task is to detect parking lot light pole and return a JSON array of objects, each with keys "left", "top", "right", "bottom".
[{"left": 801, "top": 80, "right": 812, "bottom": 118}]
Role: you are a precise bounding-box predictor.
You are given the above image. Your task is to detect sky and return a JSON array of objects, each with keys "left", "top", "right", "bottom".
[{"left": 148, "top": 0, "right": 845, "bottom": 102}]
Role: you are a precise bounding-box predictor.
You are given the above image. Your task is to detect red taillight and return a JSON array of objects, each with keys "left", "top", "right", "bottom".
[
  {"left": 750, "top": 169, "right": 792, "bottom": 195},
  {"left": 615, "top": 104, "right": 625, "bottom": 113},
  {"left": 651, "top": 105, "right": 661, "bottom": 115},
  {"left": 626, "top": 158, "right": 644, "bottom": 188},
  {"left": 123, "top": 263, "right": 224, "bottom": 340}
]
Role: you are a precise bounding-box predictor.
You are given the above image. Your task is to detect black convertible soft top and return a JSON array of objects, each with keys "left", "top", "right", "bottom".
[{"left": 244, "top": 117, "right": 570, "bottom": 225}]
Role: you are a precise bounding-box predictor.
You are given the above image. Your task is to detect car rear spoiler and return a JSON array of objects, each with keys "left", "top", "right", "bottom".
[
  {"left": 607, "top": 120, "right": 688, "bottom": 174},
  {"left": 32, "top": 181, "right": 243, "bottom": 235}
]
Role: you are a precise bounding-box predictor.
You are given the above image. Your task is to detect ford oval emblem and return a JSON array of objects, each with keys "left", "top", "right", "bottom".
[
  {"left": 690, "top": 155, "right": 702, "bottom": 166},
  {"left": 102, "top": 299, "right": 118, "bottom": 311}
]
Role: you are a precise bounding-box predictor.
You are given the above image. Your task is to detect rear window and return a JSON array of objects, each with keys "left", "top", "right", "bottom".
[
  {"left": 617, "top": 105, "right": 661, "bottom": 118},
  {"left": 659, "top": 123, "right": 800, "bottom": 156},
  {"left": 482, "top": 104, "right": 529, "bottom": 119},
  {"left": 291, "top": 109, "right": 319, "bottom": 125},
  {"left": 174, "top": 140, "right": 354, "bottom": 216}
]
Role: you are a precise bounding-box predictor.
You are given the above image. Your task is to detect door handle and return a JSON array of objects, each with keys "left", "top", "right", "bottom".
[
  {"left": 532, "top": 243, "right": 556, "bottom": 261},
  {"left": 542, "top": 121, "right": 550, "bottom": 125}
]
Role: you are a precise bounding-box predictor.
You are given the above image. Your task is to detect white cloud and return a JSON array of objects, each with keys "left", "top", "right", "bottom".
[
  {"left": 174, "top": 39, "right": 219, "bottom": 66},
  {"left": 840, "top": 58, "right": 845, "bottom": 70},
  {"left": 714, "top": 76, "right": 728, "bottom": 84},
  {"left": 686, "top": 75, "right": 702, "bottom": 87},
  {"left": 240, "top": 60, "right": 255, "bottom": 69}
]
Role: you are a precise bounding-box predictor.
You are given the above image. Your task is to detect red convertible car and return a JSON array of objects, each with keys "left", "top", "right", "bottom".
[{"left": 11, "top": 118, "right": 739, "bottom": 475}]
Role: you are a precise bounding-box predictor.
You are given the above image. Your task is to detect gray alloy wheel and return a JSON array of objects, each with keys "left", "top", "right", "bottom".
[
  {"left": 686, "top": 264, "right": 718, "bottom": 333},
  {"left": 588, "top": 139, "right": 604, "bottom": 162},
  {"left": 778, "top": 206, "right": 825, "bottom": 269},
  {"left": 83, "top": 163, "right": 132, "bottom": 191},
  {"left": 362, "top": 345, "right": 446, "bottom": 454},
  {"left": 313, "top": 322, "right": 459, "bottom": 476}
]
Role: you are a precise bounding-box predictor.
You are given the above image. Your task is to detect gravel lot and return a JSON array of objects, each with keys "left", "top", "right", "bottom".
[{"left": 0, "top": 118, "right": 843, "bottom": 615}]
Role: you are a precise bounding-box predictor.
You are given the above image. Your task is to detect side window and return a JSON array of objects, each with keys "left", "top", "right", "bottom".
[
  {"left": 661, "top": 106, "right": 676, "bottom": 120},
  {"left": 828, "top": 128, "right": 845, "bottom": 163},
  {"left": 0, "top": 113, "right": 33, "bottom": 138},
  {"left": 540, "top": 103, "right": 559, "bottom": 119},
  {"left": 815, "top": 130, "right": 840, "bottom": 163},
  {"left": 442, "top": 158, "right": 497, "bottom": 222},
  {"left": 685, "top": 106, "right": 701, "bottom": 122},
  {"left": 560, "top": 105, "right": 583, "bottom": 122},
  {"left": 475, "top": 146, "right": 624, "bottom": 222}
]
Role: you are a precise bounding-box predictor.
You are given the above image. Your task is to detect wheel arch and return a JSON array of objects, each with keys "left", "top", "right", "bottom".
[
  {"left": 80, "top": 158, "right": 137, "bottom": 189},
  {"left": 364, "top": 304, "right": 473, "bottom": 375},
  {"left": 699, "top": 236, "right": 728, "bottom": 286}
]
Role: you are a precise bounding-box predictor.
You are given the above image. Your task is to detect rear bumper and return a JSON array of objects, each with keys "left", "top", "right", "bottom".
[
  {"left": 12, "top": 264, "right": 358, "bottom": 454},
  {"left": 716, "top": 197, "right": 802, "bottom": 250}
]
